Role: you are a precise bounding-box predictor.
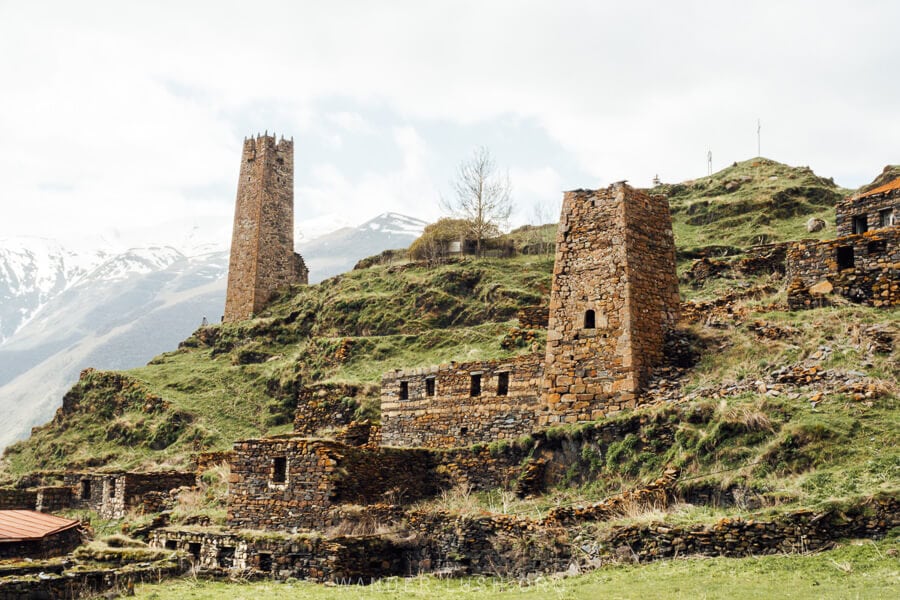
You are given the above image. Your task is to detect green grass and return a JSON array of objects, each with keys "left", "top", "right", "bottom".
[
  {"left": 133, "top": 536, "right": 900, "bottom": 599},
  {"left": 657, "top": 157, "right": 851, "bottom": 251}
]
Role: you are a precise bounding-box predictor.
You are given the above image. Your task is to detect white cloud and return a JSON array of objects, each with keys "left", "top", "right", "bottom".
[
  {"left": 296, "top": 125, "right": 441, "bottom": 238},
  {"left": 0, "top": 1, "right": 898, "bottom": 240}
]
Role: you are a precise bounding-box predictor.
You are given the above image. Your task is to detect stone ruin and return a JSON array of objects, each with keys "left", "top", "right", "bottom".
[
  {"left": 787, "top": 178, "right": 899, "bottom": 308},
  {"left": 223, "top": 182, "right": 681, "bottom": 535},
  {"left": 0, "top": 471, "right": 196, "bottom": 519},
  {"left": 223, "top": 134, "right": 308, "bottom": 322},
  {"left": 380, "top": 183, "right": 679, "bottom": 449}
]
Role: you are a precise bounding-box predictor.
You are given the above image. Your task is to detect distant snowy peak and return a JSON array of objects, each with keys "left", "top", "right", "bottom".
[
  {"left": 75, "top": 246, "right": 186, "bottom": 284},
  {"left": 359, "top": 212, "right": 427, "bottom": 237},
  {"left": 0, "top": 238, "right": 110, "bottom": 343},
  {"left": 0, "top": 237, "right": 107, "bottom": 292}
]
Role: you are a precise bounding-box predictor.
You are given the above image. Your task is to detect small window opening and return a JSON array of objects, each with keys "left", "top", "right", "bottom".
[
  {"left": 272, "top": 456, "right": 287, "bottom": 484},
  {"left": 276, "top": 157, "right": 285, "bottom": 165},
  {"left": 836, "top": 246, "right": 854, "bottom": 270},
  {"left": 165, "top": 540, "right": 178, "bottom": 550},
  {"left": 584, "top": 309, "right": 596, "bottom": 329},
  {"left": 460, "top": 427, "right": 469, "bottom": 436},
  {"left": 425, "top": 377, "right": 435, "bottom": 397},
  {"left": 188, "top": 542, "right": 202, "bottom": 560},
  {"left": 470, "top": 374, "right": 481, "bottom": 397},
  {"left": 258, "top": 553, "right": 273, "bottom": 572},
  {"left": 852, "top": 215, "right": 868, "bottom": 235},
  {"left": 868, "top": 240, "right": 887, "bottom": 255},
  {"left": 399, "top": 381, "right": 409, "bottom": 400},
  {"left": 104, "top": 478, "right": 115, "bottom": 500},
  {"left": 497, "top": 372, "right": 509, "bottom": 396},
  {"left": 879, "top": 208, "right": 894, "bottom": 228},
  {"left": 80, "top": 480, "right": 91, "bottom": 500},
  {"left": 218, "top": 546, "right": 236, "bottom": 568}
]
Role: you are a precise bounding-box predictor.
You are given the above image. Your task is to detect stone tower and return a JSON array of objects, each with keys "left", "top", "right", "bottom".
[
  {"left": 224, "top": 134, "right": 309, "bottom": 322},
  {"left": 541, "top": 183, "right": 679, "bottom": 424}
]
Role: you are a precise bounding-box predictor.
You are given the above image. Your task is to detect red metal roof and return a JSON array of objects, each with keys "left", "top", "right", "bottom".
[
  {"left": 0, "top": 510, "right": 80, "bottom": 542},
  {"left": 856, "top": 176, "right": 900, "bottom": 199}
]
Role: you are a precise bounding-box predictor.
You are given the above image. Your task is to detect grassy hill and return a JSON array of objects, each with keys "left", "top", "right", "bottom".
[{"left": 1, "top": 158, "right": 896, "bottom": 524}]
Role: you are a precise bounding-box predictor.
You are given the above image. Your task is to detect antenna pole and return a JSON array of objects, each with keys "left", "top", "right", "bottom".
[
  {"left": 757, "top": 119, "right": 761, "bottom": 157},
  {"left": 707, "top": 150, "right": 712, "bottom": 176}
]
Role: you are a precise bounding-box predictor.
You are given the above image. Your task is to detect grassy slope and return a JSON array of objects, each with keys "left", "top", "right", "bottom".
[
  {"left": 134, "top": 537, "right": 900, "bottom": 599},
  {"left": 1, "top": 255, "right": 553, "bottom": 475},
  {"left": 660, "top": 157, "right": 849, "bottom": 251},
  {"left": 1, "top": 158, "right": 895, "bottom": 517}
]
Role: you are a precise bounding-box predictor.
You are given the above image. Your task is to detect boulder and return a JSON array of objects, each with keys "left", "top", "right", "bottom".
[
  {"left": 806, "top": 217, "right": 827, "bottom": 233},
  {"left": 809, "top": 280, "right": 833, "bottom": 296}
]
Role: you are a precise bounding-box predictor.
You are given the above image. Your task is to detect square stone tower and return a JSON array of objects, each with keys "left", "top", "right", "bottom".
[
  {"left": 541, "top": 183, "right": 679, "bottom": 423},
  {"left": 224, "top": 134, "right": 309, "bottom": 322}
]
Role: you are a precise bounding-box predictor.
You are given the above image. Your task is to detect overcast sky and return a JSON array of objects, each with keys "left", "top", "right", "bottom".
[{"left": 1, "top": 1, "right": 898, "bottom": 244}]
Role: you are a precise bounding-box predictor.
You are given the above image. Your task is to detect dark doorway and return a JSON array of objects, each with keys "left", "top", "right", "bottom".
[
  {"left": 584, "top": 309, "right": 596, "bottom": 329},
  {"left": 836, "top": 246, "right": 854, "bottom": 270}
]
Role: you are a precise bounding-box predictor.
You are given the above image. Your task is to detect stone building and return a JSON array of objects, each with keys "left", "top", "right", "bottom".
[
  {"left": 787, "top": 177, "right": 899, "bottom": 309},
  {"left": 0, "top": 471, "right": 195, "bottom": 519},
  {"left": 542, "top": 184, "right": 679, "bottom": 423},
  {"left": 380, "top": 355, "right": 544, "bottom": 448},
  {"left": 379, "top": 183, "right": 679, "bottom": 447},
  {"left": 835, "top": 177, "right": 898, "bottom": 236},
  {"left": 224, "top": 134, "right": 309, "bottom": 322},
  {"left": 0, "top": 510, "right": 82, "bottom": 559}
]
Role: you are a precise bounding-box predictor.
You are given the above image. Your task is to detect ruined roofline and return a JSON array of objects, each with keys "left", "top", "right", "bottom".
[{"left": 852, "top": 176, "right": 900, "bottom": 200}]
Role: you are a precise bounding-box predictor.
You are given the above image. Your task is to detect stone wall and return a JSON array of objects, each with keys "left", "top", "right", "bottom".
[
  {"left": 380, "top": 355, "right": 544, "bottom": 448},
  {"left": 62, "top": 471, "right": 195, "bottom": 519},
  {"left": 150, "top": 529, "right": 418, "bottom": 582},
  {"left": 35, "top": 487, "right": 72, "bottom": 513},
  {"left": 835, "top": 186, "right": 898, "bottom": 237},
  {"left": 0, "top": 560, "right": 184, "bottom": 600},
  {"left": 786, "top": 227, "right": 899, "bottom": 309},
  {"left": 227, "top": 438, "right": 339, "bottom": 531},
  {"left": 293, "top": 383, "right": 364, "bottom": 436},
  {"left": 224, "top": 134, "right": 307, "bottom": 322},
  {"left": 0, "top": 490, "right": 36, "bottom": 511},
  {"left": 516, "top": 305, "right": 549, "bottom": 329},
  {"left": 603, "top": 495, "right": 899, "bottom": 561},
  {"left": 0, "top": 526, "right": 82, "bottom": 560},
  {"left": 194, "top": 451, "right": 235, "bottom": 475},
  {"left": 542, "top": 185, "right": 679, "bottom": 426},
  {"left": 227, "top": 437, "right": 443, "bottom": 531}
]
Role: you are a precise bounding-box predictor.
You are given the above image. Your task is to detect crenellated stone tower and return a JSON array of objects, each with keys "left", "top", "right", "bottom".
[
  {"left": 541, "top": 183, "right": 679, "bottom": 424},
  {"left": 224, "top": 134, "right": 308, "bottom": 322}
]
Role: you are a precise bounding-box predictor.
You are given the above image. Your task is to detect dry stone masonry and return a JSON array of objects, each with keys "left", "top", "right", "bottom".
[
  {"left": 786, "top": 178, "right": 898, "bottom": 309},
  {"left": 786, "top": 227, "right": 899, "bottom": 309},
  {"left": 224, "top": 134, "right": 308, "bottom": 322},
  {"left": 380, "top": 355, "right": 544, "bottom": 448},
  {"left": 542, "top": 184, "right": 679, "bottom": 424},
  {"left": 835, "top": 178, "right": 898, "bottom": 236}
]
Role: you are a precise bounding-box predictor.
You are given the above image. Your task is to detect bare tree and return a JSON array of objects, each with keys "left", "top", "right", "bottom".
[{"left": 441, "top": 146, "right": 513, "bottom": 257}]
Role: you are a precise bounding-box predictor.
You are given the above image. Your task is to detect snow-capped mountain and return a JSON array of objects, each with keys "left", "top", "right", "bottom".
[
  {"left": 300, "top": 212, "right": 426, "bottom": 283},
  {"left": 0, "top": 238, "right": 109, "bottom": 344},
  {"left": 0, "top": 212, "right": 426, "bottom": 450}
]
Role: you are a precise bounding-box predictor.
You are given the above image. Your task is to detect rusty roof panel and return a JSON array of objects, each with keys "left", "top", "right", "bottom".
[
  {"left": 856, "top": 176, "right": 900, "bottom": 199},
  {"left": 0, "top": 510, "right": 80, "bottom": 542}
]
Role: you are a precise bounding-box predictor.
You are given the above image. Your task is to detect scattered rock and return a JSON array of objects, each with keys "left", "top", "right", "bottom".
[{"left": 806, "top": 217, "right": 827, "bottom": 233}]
